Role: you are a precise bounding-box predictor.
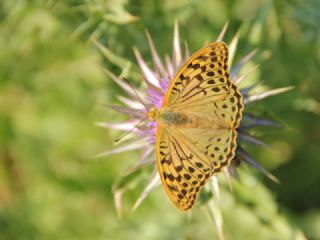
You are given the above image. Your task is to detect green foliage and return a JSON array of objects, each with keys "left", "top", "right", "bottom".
[{"left": 0, "top": 0, "right": 319, "bottom": 239}]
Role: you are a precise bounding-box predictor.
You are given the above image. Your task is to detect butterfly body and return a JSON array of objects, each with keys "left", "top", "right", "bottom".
[
  {"left": 148, "top": 108, "right": 225, "bottom": 130},
  {"left": 147, "top": 42, "right": 244, "bottom": 211}
]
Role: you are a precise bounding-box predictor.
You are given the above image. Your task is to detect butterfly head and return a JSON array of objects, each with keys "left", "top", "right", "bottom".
[{"left": 147, "top": 107, "right": 160, "bottom": 122}]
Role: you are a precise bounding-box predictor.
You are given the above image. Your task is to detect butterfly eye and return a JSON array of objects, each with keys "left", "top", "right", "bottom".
[{"left": 147, "top": 107, "right": 159, "bottom": 121}]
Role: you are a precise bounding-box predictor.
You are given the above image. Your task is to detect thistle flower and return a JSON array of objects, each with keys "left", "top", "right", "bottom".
[{"left": 94, "top": 22, "right": 292, "bottom": 238}]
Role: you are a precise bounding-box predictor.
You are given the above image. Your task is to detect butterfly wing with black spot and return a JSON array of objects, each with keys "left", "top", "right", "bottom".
[
  {"left": 156, "top": 126, "right": 238, "bottom": 211},
  {"left": 162, "top": 42, "right": 234, "bottom": 110}
]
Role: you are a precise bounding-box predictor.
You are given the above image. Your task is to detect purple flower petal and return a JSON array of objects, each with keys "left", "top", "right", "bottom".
[
  {"left": 227, "top": 165, "right": 240, "bottom": 181},
  {"left": 228, "top": 31, "right": 240, "bottom": 67},
  {"left": 117, "top": 96, "right": 146, "bottom": 110},
  {"left": 165, "top": 54, "right": 174, "bottom": 80},
  {"left": 238, "top": 147, "right": 280, "bottom": 183},
  {"left": 132, "top": 169, "right": 161, "bottom": 211},
  {"left": 114, "top": 189, "right": 124, "bottom": 218},
  {"left": 95, "top": 121, "right": 140, "bottom": 131},
  {"left": 133, "top": 47, "right": 161, "bottom": 88},
  {"left": 104, "top": 68, "right": 138, "bottom": 99},
  {"left": 124, "top": 148, "right": 154, "bottom": 175},
  {"left": 172, "top": 20, "right": 182, "bottom": 69},
  {"left": 184, "top": 41, "right": 190, "bottom": 59},
  {"left": 234, "top": 64, "right": 260, "bottom": 84},
  {"left": 238, "top": 131, "right": 269, "bottom": 147},
  {"left": 100, "top": 104, "right": 144, "bottom": 118},
  {"left": 216, "top": 22, "right": 229, "bottom": 42},
  {"left": 223, "top": 168, "right": 233, "bottom": 192},
  {"left": 93, "top": 139, "right": 150, "bottom": 158},
  {"left": 231, "top": 48, "right": 259, "bottom": 78},
  {"left": 245, "top": 86, "right": 294, "bottom": 104},
  {"left": 242, "top": 113, "right": 282, "bottom": 128},
  {"left": 146, "top": 30, "right": 167, "bottom": 77}
]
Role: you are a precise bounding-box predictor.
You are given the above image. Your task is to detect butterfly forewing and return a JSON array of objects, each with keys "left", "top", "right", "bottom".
[
  {"left": 178, "top": 83, "right": 243, "bottom": 129},
  {"left": 162, "top": 42, "right": 231, "bottom": 109}
]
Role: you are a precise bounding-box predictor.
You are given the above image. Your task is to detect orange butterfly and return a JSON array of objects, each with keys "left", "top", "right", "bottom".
[{"left": 147, "top": 42, "right": 244, "bottom": 211}]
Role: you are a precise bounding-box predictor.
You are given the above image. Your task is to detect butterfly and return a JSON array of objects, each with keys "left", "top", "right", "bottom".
[{"left": 147, "top": 42, "right": 244, "bottom": 211}]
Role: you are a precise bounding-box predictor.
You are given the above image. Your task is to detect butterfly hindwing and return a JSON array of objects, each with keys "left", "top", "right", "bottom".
[
  {"left": 156, "top": 126, "right": 238, "bottom": 211},
  {"left": 156, "top": 126, "right": 210, "bottom": 211},
  {"left": 175, "top": 128, "right": 238, "bottom": 173}
]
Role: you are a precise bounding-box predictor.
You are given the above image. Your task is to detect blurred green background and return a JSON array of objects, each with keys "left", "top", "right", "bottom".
[{"left": 0, "top": 0, "right": 319, "bottom": 239}]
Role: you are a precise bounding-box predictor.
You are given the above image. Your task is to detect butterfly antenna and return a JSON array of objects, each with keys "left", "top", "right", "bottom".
[
  {"left": 123, "top": 78, "right": 149, "bottom": 111},
  {"left": 114, "top": 117, "right": 147, "bottom": 143}
]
